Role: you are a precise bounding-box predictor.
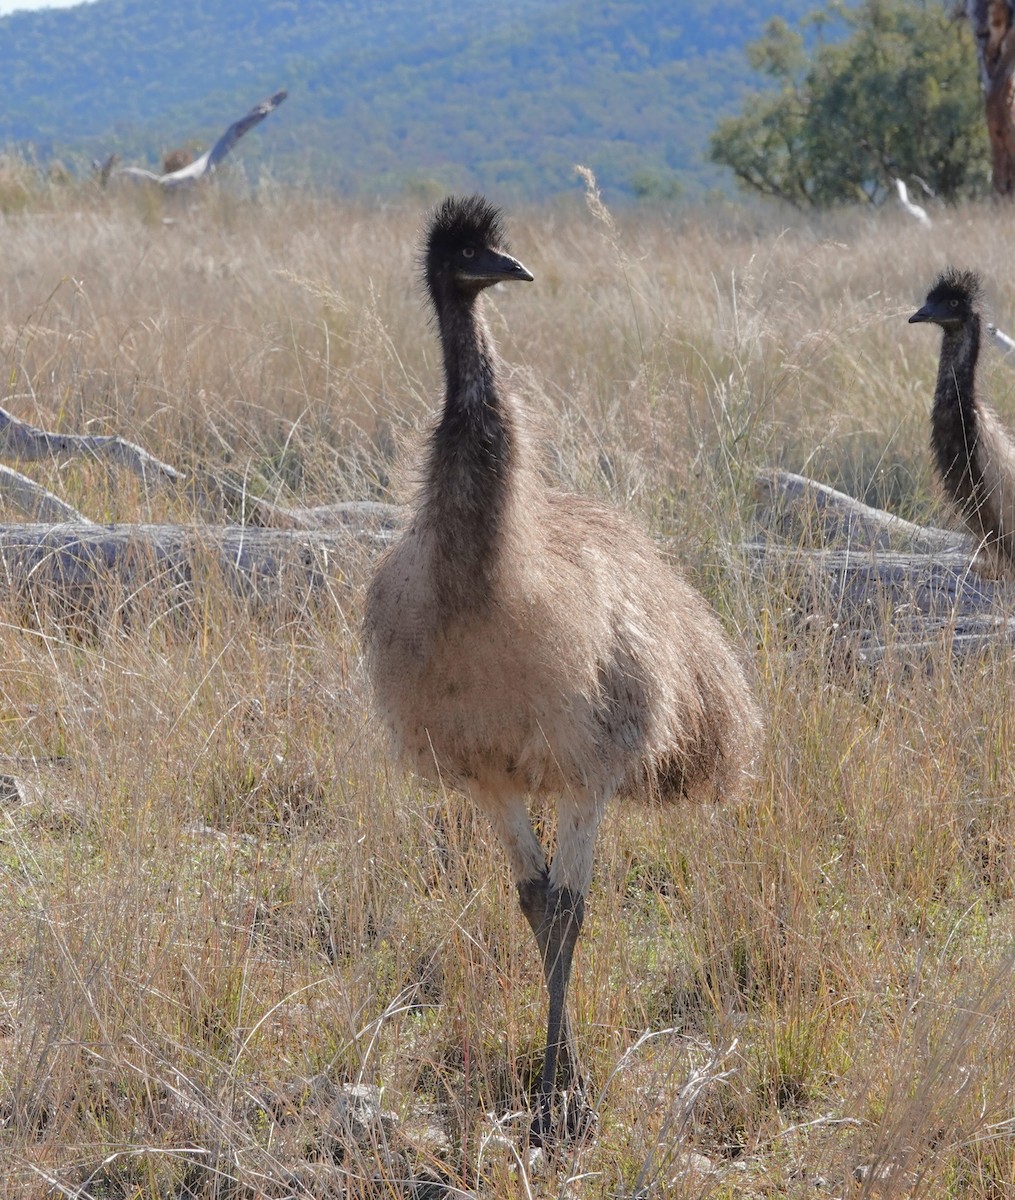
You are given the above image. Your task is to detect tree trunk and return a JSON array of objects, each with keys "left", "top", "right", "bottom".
[
  {"left": 0, "top": 470, "right": 1009, "bottom": 666},
  {"left": 967, "top": 0, "right": 1015, "bottom": 196}
]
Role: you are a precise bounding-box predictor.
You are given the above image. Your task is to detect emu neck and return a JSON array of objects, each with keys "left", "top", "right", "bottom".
[
  {"left": 423, "top": 293, "right": 517, "bottom": 606},
  {"left": 931, "top": 315, "right": 981, "bottom": 508}
]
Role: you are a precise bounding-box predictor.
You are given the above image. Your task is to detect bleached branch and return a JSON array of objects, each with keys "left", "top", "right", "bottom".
[
  {"left": 0, "top": 404, "right": 182, "bottom": 483},
  {"left": 0, "top": 464, "right": 93, "bottom": 524}
]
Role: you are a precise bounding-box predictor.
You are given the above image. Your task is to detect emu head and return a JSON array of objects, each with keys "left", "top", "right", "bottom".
[
  {"left": 909, "top": 268, "right": 983, "bottom": 330},
  {"left": 424, "top": 195, "right": 533, "bottom": 303}
]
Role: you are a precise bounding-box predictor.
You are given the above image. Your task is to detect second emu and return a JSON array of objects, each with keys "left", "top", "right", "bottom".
[
  {"left": 910, "top": 268, "right": 1015, "bottom": 566},
  {"left": 364, "top": 196, "right": 761, "bottom": 1144}
]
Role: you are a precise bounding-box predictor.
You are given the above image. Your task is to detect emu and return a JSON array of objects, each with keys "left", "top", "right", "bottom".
[
  {"left": 909, "top": 268, "right": 1015, "bottom": 565},
  {"left": 363, "top": 196, "right": 761, "bottom": 1145}
]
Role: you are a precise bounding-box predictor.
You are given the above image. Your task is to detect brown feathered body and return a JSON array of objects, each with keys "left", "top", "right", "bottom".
[
  {"left": 366, "top": 392, "right": 757, "bottom": 809},
  {"left": 911, "top": 267, "right": 1015, "bottom": 562},
  {"left": 363, "top": 196, "right": 759, "bottom": 1143}
]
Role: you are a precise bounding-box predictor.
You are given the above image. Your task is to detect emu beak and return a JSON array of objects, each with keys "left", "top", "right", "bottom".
[
  {"left": 461, "top": 248, "right": 534, "bottom": 285},
  {"left": 500, "top": 254, "right": 535, "bottom": 283},
  {"left": 908, "top": 305, "right": 931, "bottom": 323}
]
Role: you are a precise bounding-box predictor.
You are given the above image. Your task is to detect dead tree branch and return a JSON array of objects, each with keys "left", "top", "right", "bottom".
[
  {"left": 0, "top": 400, "right": 391, "bottom": 531},
  {"left": 0, "top": 508, "right": 398, "bottom": 626},
  {"left": 0, "top": 464, "right": 93, "bottom": 524},
  {"left": 751, "top": 469, "right": 1014, "bottom": 666},
  {"left": 0, "top": 453, "right": 1009, "bottom": 665},
  {"left": 0, "top": 402, "right": 183, "bottom": 483}
]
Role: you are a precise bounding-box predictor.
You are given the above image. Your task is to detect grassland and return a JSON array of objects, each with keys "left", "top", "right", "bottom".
[{"left": 0, "top": 168, "right": 1013, "bottom": 1198}]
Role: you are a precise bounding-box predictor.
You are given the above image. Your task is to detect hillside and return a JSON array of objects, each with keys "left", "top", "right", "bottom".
[{"left": 2, "top": 0, "right": 816, "bottom": 200}]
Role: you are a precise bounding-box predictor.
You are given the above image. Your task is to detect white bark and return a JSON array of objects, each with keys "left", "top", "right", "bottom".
[
  {"left": 0, "top": 403, "right": 182, "bottom": 482},
  {"left": 0, "top": 464, "right": 93, "bottom": 524},
  {"left": 751, "top": 469, "right": 1012, "bottom": 666}
]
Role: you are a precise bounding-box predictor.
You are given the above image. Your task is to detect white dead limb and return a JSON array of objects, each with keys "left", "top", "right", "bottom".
[
  {"left": 2, "top": 461, "right": 1010, "bottom": 665},
  {"left": 0, "top": 404, "right": 182, "bottom": 483},
  {"left": 987, "top": 322, "right": 1015, "bottom": 364},
  {"left": 91, "top": 152, "right": 120, "bottom": 187},
  {"left": 750, "top": 469, "right": 1015, "bottom": 667},
  {"left": 0, "top": 464, "right": 93, "bottom": 524},
  {"left": 893, "top": 178, "right": 931, "bottom": 227},
  {"left": 0, "top": 399, "right": 400, "bottom": 532},
  {"left": 0, "top": 509, "right": 397, "bottom": 624},
  {"left": 115, "top": 89, "right": 287, "bottom": 189},
  {"left": 753, "top": 468, "right": 962, "bottom": 554}
]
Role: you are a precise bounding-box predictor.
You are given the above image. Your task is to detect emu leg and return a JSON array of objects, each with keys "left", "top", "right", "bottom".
[
  {"left": 517, "top": 876, "right": 590, "bottom": 1145},
  {"left": 539, "top": 885, "right": 590, "bottom": 1143},
  {"left": 480, "top": 787, "right": 595, "bottom": 1143},
  {"left": 517, "top": 875, "right": 582, "bottom": 1084}
]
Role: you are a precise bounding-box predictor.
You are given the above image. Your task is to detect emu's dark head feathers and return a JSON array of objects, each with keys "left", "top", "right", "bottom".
[
  {"left": 909, "top": 268, "right": 983, "bottom": 329},
  {"left": 423, "top": 195, "right": 533, "bottom": 299}
]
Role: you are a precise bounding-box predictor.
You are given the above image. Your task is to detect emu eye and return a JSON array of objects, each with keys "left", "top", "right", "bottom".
[
  {"left": 461, "top": 247, "right": 475, "bottom": 259},
  {"left": 949, "top": 298, "right": 959, "bottom": 308}
]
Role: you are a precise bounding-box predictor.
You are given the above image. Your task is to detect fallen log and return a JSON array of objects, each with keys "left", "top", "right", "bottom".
[
  {"left": 0, "top": 463, "right": 94, "bottom": 524},
  {"left": 0, "top": 402, "right": 181, "bottom": 483},
  {"left": 753, "top": 468, "right": 965, "bottom": 554},
  {"left": 0, "top": 465, "right": 1010, "bottom": 664},
  {"left": 0, "top": 398, "right": 394, "bottom": 531},
  {"left": 750, "top": 469, "right": 1015, "bottom": 665},
  {"left": 0, "top": 504, "right": 398, "bottom": 625},
  {"left": 0, "top": 403, "right": 396, "bottom": 624}
]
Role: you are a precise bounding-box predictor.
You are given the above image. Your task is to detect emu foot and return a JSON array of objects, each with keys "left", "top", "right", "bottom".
[{"left": 528, "top": 1077, "right": 598, "bottom": 1148}]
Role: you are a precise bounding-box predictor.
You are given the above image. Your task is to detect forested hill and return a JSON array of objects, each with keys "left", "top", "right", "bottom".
[{"left": 2, "top": 0, "right": 815, "bottom": 200}]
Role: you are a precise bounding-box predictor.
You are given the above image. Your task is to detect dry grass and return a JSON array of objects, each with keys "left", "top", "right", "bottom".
[{"left": 0, "top": 170, "right": 1013, "bottom": 1198}]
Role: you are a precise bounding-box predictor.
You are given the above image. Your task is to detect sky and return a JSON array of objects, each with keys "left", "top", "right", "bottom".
[{"left": 0, "top": 0, "right": 96, "bottom": 13}]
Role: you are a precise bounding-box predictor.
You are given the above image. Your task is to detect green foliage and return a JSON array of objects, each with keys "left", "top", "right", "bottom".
[
  {"left": 629, "top": 168, "right": 684, "bottom": 203},
  {"left": 710, "top": 0, "right": 990, "bottom": 207}
]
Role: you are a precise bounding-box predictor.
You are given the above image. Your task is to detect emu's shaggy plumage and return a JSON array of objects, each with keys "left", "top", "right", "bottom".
[
  {"left": 910, "top": 268, "right": 1015, "bottom": 564},
  {"left": 364, "top": 195, "right": 761, "bottom": 1143}
]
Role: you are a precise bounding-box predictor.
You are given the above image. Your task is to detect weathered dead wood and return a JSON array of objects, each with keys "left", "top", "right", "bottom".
[
  {"left": 0, "top": 461, "right": 1009, "bottom": 665},
  {"left": 0, "top": 397, "right": 404, "bottom": 622},
  {"left": 0, "top": 464, "right": 93, "bottom": 525},
  {"left": 0, "top": 399, "right": 391, "bottom": 532},
  {"left": 0, "top": 403, "right": 181, "bottom": 483},
  {"left": 753, "top": 469, "right": 965, "bottom": 554},
  {"left": 988, "top": 322, "right": 1015, "bottom": 364},
  {"left": 0, "top": 507, "right": 398, "bottom": 624},
  {"left": 195, "top": 477, "right": 395, "bottom": 531},
  {"left": 751, "top": 469, "right": 1015, "bottom": 665}
]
